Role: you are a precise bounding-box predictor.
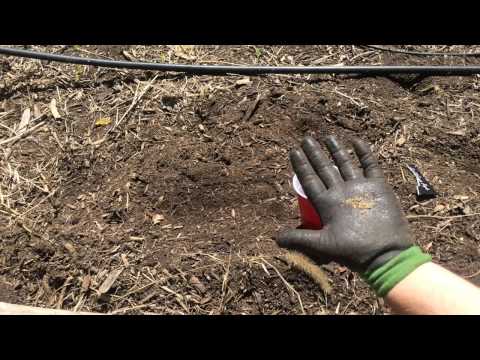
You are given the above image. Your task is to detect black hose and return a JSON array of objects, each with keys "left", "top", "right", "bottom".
[
  {"left": 364, "top": 45, "right": 480, "bottom": 57},
  {"left": 2, "top": 46, "right": 480, "bottom": 76}
]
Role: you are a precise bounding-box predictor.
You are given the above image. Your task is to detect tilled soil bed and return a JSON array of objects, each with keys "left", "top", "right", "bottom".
[{"left": 1, "top": 45, "right": 480, "bottom": 314}]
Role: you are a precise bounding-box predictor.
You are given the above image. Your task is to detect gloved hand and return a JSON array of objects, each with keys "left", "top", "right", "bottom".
[{"left": 276, "top": 136, "right": 431, "bottom": 296}]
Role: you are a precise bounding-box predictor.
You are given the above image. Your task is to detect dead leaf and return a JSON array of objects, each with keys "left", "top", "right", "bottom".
[
  {"left": 18, "top": 108, "right": 31, "bottom": 134},
  {"left": 396, "top": 134, "right": 406, "bottom": 146},
  {"left": 454, "top": 195, "right": 469, "bottom": 201},
  {"left": 122, "top": 51, "right": 136, "bottom": 61},
  {"left": 433, "top": 204, "right": 445, "bottom": 213},
  {"left": 189, "top": 276, "right": 206, "bottom": 294},
  {"left": 152, "top": 214, "right": 165, "bottom": 224},
  {"left": 171, "top": 45, "right": 196, "bottom": 61},
  {"left": 98, "top": 268, "right": 123, "bottom": 295},
  {"left": 50, "top": 98, "right": 61, "bottom": 119},
  {"left": 95, "top": 117, "right": 112, "bottom": 126}
]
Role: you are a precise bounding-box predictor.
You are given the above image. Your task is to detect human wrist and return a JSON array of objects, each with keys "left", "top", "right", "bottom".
[{"left": 362, "top": 246, "right": 432, "bottom": 297}]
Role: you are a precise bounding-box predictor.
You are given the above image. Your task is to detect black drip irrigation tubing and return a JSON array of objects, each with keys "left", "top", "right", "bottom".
[{"left": 2, "top": 47, "right": 480, "bottom": 76}]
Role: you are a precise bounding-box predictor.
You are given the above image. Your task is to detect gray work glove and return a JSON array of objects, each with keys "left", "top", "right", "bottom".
[{"left": 277, "top": 136, "right": 412, "bottom": 273}]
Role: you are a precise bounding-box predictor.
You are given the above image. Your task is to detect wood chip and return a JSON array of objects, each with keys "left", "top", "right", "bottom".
[
  {"left": 396, "top": 134, "right": 406, "bottom": 146},
  {"left": 98, "top": 268, "right": 123, "bottom": 295},
  {"left": 95, "top": 117, "right": 112, "bottom": 126},
  {"left": 81, "top": 275, "right": 91, "bottom": 292},
  {"left": 152, "top": 214, "right": 165, "bottom": 224},
  {"left": 64, "top": 242, "right": 76, "bottom": 255},
  {"left": 50, "top": 98, "right": 61, "bottom": 119},
  {"left": 33, "top": 104, "right": 42, "bottom": 119},
  {"left": 236, "top": 77, "right": 251, "bottom": 86},
  {"left": 121, "top": 253, "right": 130, "bottom": 267}
]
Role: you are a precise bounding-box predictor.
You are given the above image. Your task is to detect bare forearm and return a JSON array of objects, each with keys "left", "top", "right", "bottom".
[{"left": 385, "top": 262, "right": 480, "bottom": 315}]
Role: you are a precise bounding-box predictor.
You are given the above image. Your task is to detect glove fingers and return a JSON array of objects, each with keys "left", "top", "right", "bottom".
[
  {"left": 290, "top": 148, "right": 327, "bottom": 196},
  {"left": 325, "top": 136, "right": 362, "bottom": 181},
  {"left": 351, "top": 137, "right": 384, "bottom": 179},
  {"left": 301, "top": 136, "right": 343, "bottom": 188}
]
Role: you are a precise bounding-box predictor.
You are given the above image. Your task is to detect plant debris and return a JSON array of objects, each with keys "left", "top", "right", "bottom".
[{"left": 1, "top": 45, "right": 480, "bottom": 315}]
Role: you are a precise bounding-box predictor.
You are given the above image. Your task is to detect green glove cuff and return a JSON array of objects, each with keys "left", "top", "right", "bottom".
[{"left": 362, "top": 246, "right": 432, "bottom": 297}]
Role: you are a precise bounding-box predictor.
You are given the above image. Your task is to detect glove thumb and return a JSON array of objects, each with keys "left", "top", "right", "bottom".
[{"left": 276, "top": 228, "right": 333, "bottom": 262}]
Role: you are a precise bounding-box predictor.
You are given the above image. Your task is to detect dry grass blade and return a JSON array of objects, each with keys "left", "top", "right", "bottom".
[
  {"left": 110, "top": 75, "right": 159, "bottom": 133},
  {"left": 284, "top": 251, "right": 332, "bottom": 294},
  {"left": 407, "top": 213, "right": 480, "bottom": 220},
  {"left": 0, "top": 114, "right": 46, "bottom": 146}
]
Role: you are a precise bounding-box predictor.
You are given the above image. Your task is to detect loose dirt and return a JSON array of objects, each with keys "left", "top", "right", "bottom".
[{"left": 1, "top": 45, "right": 479, "bottom": 314}]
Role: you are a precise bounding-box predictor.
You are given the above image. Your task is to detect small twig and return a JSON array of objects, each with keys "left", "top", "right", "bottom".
[
  {"left": 109, "top": 75, "right": 158, "bottom": 133},
  {"left": 16, "top": 188, "right": 58, "bottom": 219},
  {"left": 109, "top": 304, "right": 151, "bottom": 315},
  {"left": 241, "top": 94, "right": 262, "bottom": 122},
  {"left": 261, "top": 258, "right": 306, "bottom": 314},
  {"left": 0, "top": 115, "right": 47, "bottom": 146},
  {"left": 333, "top": 89, "right": 363, "bottom": 107},
  {"left": 466, "top": 269, "right": 480, "bottom": 279},
  {"left": 218, "top": 249, "right": 233, "bottom": 314}
]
